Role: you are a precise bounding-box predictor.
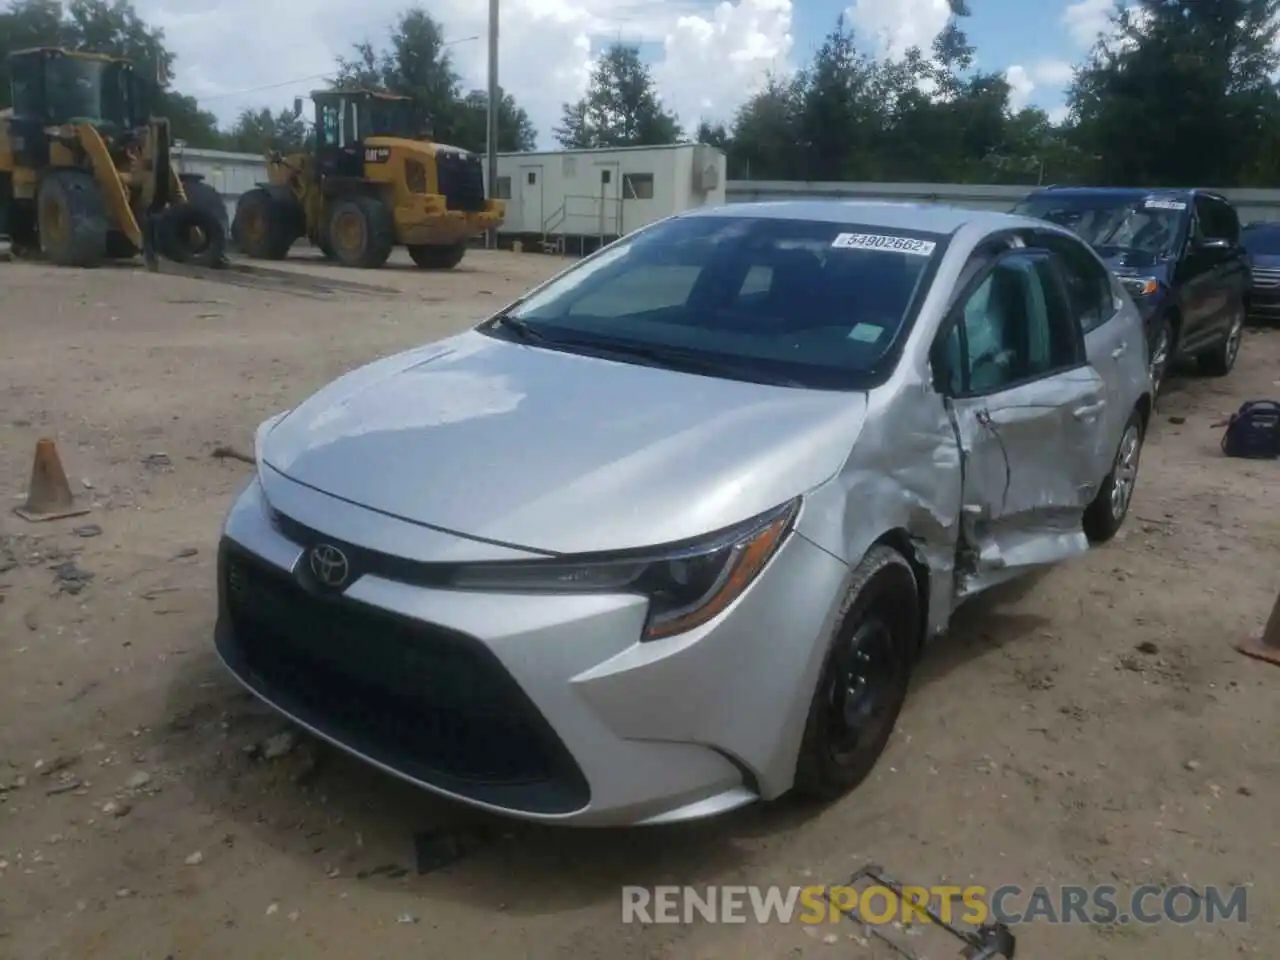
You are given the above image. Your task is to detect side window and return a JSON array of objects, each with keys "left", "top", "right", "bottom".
[
  {"left": 1194, "top": 196, "right": 1234, "bottom": 243},
  {"left": 934, "top": 253, "right": 1082, "bottom": 396},
  {"left": 1209, "top": 197, "right": 1240, "bottom": 244},
  {"left": 1046, "top": 235, "right": 1115, "bottom": 334}
]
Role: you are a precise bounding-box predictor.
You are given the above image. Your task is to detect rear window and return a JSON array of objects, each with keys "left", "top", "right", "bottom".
[
  {"left": 502, "top": 215, "right": 945, "bottom": 389},
  {"left": 1242, "top": 223, "right": 1280, "bottom": 255}
]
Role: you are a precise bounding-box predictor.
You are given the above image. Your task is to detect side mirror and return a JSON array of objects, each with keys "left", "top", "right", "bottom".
[
  {"left": 292, "top": 97, "right": 303, "bottom": 119},
  {"left": 1198, "top": 237, "right": 1232, "bottom": 252}
]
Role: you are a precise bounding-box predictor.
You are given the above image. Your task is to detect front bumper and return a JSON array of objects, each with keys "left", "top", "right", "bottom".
[
  {"left": 214, "top": 474, "right": 849, "bottom": 826},
  {"left": 395, "top": 197, "right": 505, "bottom": 245},
  {"left": 1247, "top": 288, "right": 1280, "bottom": 320}
]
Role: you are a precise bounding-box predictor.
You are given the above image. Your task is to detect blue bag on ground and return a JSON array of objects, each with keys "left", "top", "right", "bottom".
[{"left": 1221, "top": 400, "right": 1280, "bottom": 459}]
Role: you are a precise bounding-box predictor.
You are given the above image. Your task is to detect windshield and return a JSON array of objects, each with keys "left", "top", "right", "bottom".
[
  {"left": 1242, "top": 223, "right": 1280, "bottom": 256},
  {"left": 45, "top": 56, "right": 112, "bottom": 124},
  {"left": 361, "top": 97, "right": 417, "bottom": 138},
  {"left": 1014, "top": 195, "right": 1186, "bottom": 260},
  {"left": 495, "top": 215, "right": 943, "bottom": 389}
]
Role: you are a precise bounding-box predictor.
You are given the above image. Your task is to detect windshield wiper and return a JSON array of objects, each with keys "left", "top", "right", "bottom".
[
  {"left": 555, "top": 338, "right": 807, "bottom": 387},
  {"left": 493, "top": 314, "right": 545, "bottom": 341}
]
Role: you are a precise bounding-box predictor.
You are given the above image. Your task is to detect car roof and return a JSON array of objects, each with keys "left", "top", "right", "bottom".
[
  {"left": 1025, "top": 185, "right": 1229, "bottom": 203},
  {"left": 677, "top": 200, "right": 1036, "bottom": 236}
]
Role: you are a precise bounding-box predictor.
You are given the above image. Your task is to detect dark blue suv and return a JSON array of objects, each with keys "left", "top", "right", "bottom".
[{"left": 1012, "top": 187, "right": 1250, "bottom": 394}]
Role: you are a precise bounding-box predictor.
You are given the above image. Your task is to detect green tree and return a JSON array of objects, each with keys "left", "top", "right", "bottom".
[
  {"left": 554, "top": 44, "right": 682, "bottom": 148},
  {"left": 333, "top": 9, "right": 539, "bottom": 150},
  {"left": 452, "top": 88, "right": 537, "bottom": 153},
  {"left": 224, "top": 105, "right": 307, "bottom": 155},
  {"left": 725, "top": 74, "right": 805, "bottom": 179},
  {"left": 1068, "top": 0, "right": 1280, "bottom": 186}
]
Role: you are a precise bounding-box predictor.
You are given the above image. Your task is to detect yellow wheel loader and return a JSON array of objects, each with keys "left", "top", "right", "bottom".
[
  {"left": 232, "top": 89, "right": 504, "bottom": 270},
  {"left": 0, "top": 47, "right": 227, "bottom": 268}
]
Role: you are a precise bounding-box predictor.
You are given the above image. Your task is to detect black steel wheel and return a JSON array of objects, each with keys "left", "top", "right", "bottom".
[{"left": 793, "top": 545, "right": 918, "bottom": 801}]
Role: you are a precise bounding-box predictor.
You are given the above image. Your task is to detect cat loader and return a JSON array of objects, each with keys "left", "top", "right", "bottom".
[
  {"left": 232, "top": 88, "right": 504, "bottom": 270},
  {"left": 0, "top": 47, "right": 227, "bottom": 268}
]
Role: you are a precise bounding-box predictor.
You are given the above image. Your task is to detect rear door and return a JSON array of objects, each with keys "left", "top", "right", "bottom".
[
  {"left": 931, "top": 248, "right": 1106, "bottom": 597},
  {"left": 1035, "top": 228, "right": 1134, "bottom": 476}
]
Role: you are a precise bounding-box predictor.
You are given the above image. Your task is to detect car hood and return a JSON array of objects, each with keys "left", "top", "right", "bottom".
[
  {"left": 1246, "top": 252, "right": 1280, "bottom": 268},
  {"left": 260, "top": 330, "right": 869, "bottom": 555}
]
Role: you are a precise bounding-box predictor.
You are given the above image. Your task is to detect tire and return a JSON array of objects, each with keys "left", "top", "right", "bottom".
[
  {"left": 1146, "top": 312, "right": 1172, "bottom": 399},
  {"left": 155, "top": 201, "right": 227, "bottom": 268},
  {"left": 36, "top": 169, "right": 108, "bottom": 267},
  {"left": 1198, "top": 299, "right": 1244, "bottom": 377},
  {"left": 1083, "top": 408, "right": 1144, "bottom": 544},
  {"left": 315, "top": 233, "right": 336, "bottom": 260},
  {"left": 326, "top": 195, "right": 395, "bottom": 268},
  {"left": 407, "top": 241, "right": 466, "bottom": 270},
  {"left": 105, "top": 231, "right": 138, "bottom": 259},
  {"left": 232, "top": 187, "right": 296, "bottom": 260},
  {"left": 185, "top": 180, "right": 229, "bottom": 248},
  {"left": 793, "top": 545, "right": 919, "bottom": 802}
]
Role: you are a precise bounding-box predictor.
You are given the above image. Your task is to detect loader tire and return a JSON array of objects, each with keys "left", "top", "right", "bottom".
[
  {"left": 105, "top": 232, "right": 138, "bottom": 259},
  {"left": 233, "top": 187, "right": 295, "bottom": 260},
  {"left": 185, "top": 180, "right": 230, "bottom": 256},
  {"left": 37, "top": 169, "right": 108, "bottom": 268},
  {"left": 407, "top": 241, "right": 466, "bottom": 270},
  {"left": 326, "top": 195, "right": 395, "bottom": 269},
  {"left": 155, "top": 201, "right": 226, "bottom": 268}
]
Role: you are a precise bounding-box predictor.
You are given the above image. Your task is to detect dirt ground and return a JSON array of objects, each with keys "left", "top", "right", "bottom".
[{"left": 1, "top": 247, "right": 1278, "bottom": 960}]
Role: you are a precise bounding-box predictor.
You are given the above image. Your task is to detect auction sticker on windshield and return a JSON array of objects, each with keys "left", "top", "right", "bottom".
[
  {"left": 831, "top": 233, "right": 937, "bottom": 256},
  {"left": 1144, "top": 198, "right": 1187, "bottom": 211}
]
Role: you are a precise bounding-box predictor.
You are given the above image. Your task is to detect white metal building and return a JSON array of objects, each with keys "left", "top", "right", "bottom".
[{"left": 493, "top": 143, "right": 727, "bottom": 251}]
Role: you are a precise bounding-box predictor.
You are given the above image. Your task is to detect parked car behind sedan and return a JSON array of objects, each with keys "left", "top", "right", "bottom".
[
  {"left": 1240, "top": 220, "right": 1280, "bottom": 323},
  {"left": 215, "top": 202, "right": 1153, "bottom": 828},
  {"left": 1012, "top": 187, "right": 1250, "bottom": 395}
]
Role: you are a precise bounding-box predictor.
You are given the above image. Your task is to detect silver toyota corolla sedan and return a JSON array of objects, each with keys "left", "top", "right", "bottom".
[{"left": 215, "top": 201, "right": 1153, "bottom": 827}]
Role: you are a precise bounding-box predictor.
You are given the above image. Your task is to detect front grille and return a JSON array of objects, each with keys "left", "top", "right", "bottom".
[
  {"left": 436, "top": 151, "right": 487, "bottom": 211},
  {"left": 1251, "top": 266, "right": 1280, "bottom": 289},
  {"left": 217, "top": 542, "right": 590, "bottom": 814}
]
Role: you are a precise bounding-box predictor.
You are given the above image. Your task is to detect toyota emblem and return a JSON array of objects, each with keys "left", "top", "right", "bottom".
[{"left": 308, "top": 543, "right": 350, "bottom": 588}]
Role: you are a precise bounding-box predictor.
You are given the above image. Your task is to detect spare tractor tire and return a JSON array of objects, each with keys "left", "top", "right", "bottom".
[
  {"left": 184, "top": 180, "right": 230, "bottom": 247},
  {"left": 154, "top": 201, "right": 227, "bottom": 268},
  {"left": 407, "top": 241, "right": 466, "bottom": 270},
  {"left": 233, "top": 187, "right": 297, "bottom": 260},
  {"left": 325, "top": 195, "right": 395, "bottom": 269},
  {"left": 37, "top": 169, "right": 109, "bottom": 268}
]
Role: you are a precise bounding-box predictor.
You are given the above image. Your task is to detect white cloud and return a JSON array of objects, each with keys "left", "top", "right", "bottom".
[
  {"left": 1047, "top": 104, "right": 1069, "bottom": 124},
  {"left": 1062, "top": 0, "right": 1113, "bottom": 48},
  {"left": 845, "top": 0, "right": 952, "bottom": 59},
  {"left": 1005, "top": 65, "right": 1035, "bottom": 111},
  {"left": 138, "top": 0, "right": 794, "bottom": 148},
  {"left": 1004, "top": 59, "right": 1075, "bottom": 111}
]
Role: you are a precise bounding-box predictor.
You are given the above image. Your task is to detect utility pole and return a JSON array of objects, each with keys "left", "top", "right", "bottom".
[{"left": 486, "top": 0, "right": 499, "bottom": 249}]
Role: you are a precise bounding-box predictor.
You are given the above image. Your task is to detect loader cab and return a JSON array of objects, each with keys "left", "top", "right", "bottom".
[
  {"left": 8, "top": 47, "right": 129, "bottom": 129},
  {"left": 311, "top": 89, "right": 431, "bottom": 180},
  {"left": 6, "top": 47, "right": 132, "bottom": 168}
]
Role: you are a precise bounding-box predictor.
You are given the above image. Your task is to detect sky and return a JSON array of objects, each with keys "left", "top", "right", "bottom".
[{"left": 136, "top": 0, "right": 1122, "bottom": 148}]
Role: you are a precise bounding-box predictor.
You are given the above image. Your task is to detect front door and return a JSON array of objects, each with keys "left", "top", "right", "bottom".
[
  {"left": 519, "top": 165, "right": 544, "bottom": 235},
  {"left": 932, "top": 248, "right": 1106, "bottom": 597}
]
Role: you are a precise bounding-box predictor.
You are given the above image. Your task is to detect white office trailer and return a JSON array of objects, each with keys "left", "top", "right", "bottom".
[{"left": 493, "top": 143, "right": 727, "bottom": 254}]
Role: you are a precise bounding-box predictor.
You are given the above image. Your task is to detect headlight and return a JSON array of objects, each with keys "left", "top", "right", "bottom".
[
  {"left": 450, "top": 498, "right": 800, "bottom": 641},
  {"left": 253, "top": 410, "right": 290, "bottom": 469},
  {"left": 1121, "top": 276, "right": 1159, "bottom": 298}
]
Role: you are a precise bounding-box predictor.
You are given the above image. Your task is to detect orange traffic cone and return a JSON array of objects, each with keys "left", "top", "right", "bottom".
[
  {"left": 14, "top": 438, "right": 90, "bottom": 522},
  {"left": 1237, "top": 586, "right": 1280, "bottom": 668}
]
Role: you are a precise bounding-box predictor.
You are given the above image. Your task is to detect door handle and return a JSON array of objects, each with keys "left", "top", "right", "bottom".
[
  {"left": 1073, "top": 399, "right": 1107, "bottom": 419},
  {"left": 1111, "top": 341, "right": 1127, "bottom": 359}
]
